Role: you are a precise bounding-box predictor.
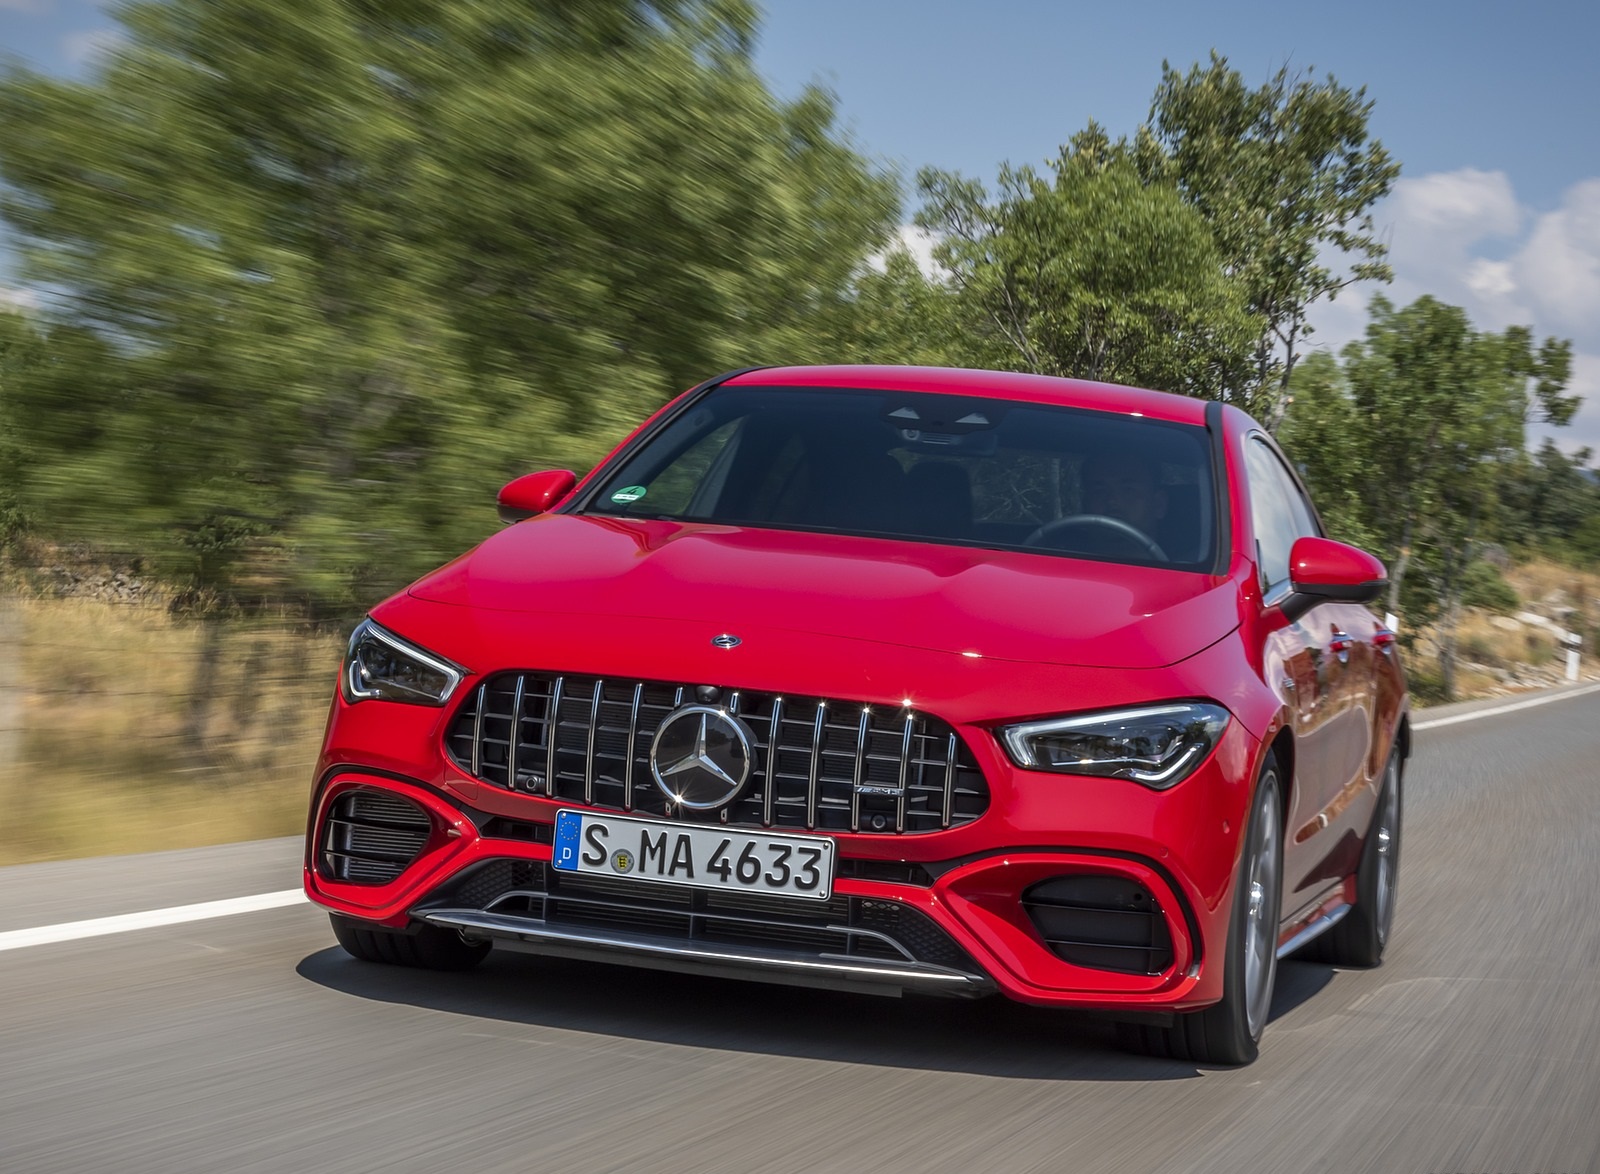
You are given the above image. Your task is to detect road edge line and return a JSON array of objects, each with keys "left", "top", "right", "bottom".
[
  {"left": 0, "top": 889, "right": 306, "bottom": 952},
  {"left": 1412, "top": 681, "right": 1600, "bottom": 731}
]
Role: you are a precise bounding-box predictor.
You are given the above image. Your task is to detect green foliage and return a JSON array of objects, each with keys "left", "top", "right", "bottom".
[
  {"left": 913, "top": 134, "right": 1258, "bottom": 397},
  {"left": 1278, "top": 294, "right": 1575, "bottom": 698},
  {"left": 1459, "top": 561, "right": 1520, "bottom": 614},
  {"left": 1148, "top": 53, "right": 1400, "bottom": 427},
  {"left": 0, "top": 312, "right": 45, "bottom": 549},
  {"left": 1497, "top": 440, "right": 1600, "bottom": 563},
  {"left": 0, "top": 0, "right": 896, "bottom": 610}
]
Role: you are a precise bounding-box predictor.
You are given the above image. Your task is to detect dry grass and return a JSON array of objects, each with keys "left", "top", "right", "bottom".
[
  {"left": 1407, "top": 558, "right": 1600, "bottom": 701},
  {"left": 0, "top": 593, "right": 341, "bottom": 866}
]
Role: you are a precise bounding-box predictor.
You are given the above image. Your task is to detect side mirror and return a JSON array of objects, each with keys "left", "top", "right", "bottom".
[
  {"left": 1281, "top": 536, "right": 1389, "bottom": 623},
  {"left": 497, "top": 469, "right": 577, "bottom": 524}
]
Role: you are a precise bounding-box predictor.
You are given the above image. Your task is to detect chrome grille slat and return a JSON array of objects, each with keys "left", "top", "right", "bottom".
[
  {"left": 470, "top": 683, "right": 485, "bottom": 777},
  {"left": 807, "top": 700, "right": 826, "bottom": 830},
  {"left": 763, "top": 697, "right": 783, "bottom": 827},
  {"left": 543, "top": 676, "right": 563, "bottom": 797},
  {"left": 624, "top": 683, "right": 642, "bottom": 812},
  {"left": 446, "top": 673, "right": 989, "bottom": 834},
  {"left": 584, "top": 679, "right": 603, "bottom": 805},
  {"left": 507, "top": 675, "right": 526, "bottom": 791}
]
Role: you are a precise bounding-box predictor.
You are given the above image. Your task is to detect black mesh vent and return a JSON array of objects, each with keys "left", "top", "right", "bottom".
[
  {"left": 445, "top": 673, "right": 989, "bottom": 835},
  {"left": 1022, "top": 875, "right": 1175, "bottom": 975},
  {"left": 320, "top": 789, "right": 432, "bottom": 884},
  {"left": 420, "top": 859, "right": 980, "bottom": 973}
]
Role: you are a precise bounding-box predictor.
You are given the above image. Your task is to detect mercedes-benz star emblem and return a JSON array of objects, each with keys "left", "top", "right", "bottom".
[
  {"left": 649, "top": 705, "right": 755, "bottom": 810},
  {"left": 710, "top": 633, "right": 742, "bottom": 649}
]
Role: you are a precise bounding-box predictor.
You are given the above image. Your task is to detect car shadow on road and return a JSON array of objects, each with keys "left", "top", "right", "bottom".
[
  {"left": 297, "top": 945, "right": 1216, "bottom": 1081},
  {"left": 1270, "top": 959, "right": 1337, "bottom": 1020}
]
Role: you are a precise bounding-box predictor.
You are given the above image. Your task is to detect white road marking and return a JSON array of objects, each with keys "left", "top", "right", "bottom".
[
  {"left": 0, "top": 889, "right": 307, "bottom": 953},
  {"left": 1413, "top": 682, "right": 1600, "bottom": 731}
]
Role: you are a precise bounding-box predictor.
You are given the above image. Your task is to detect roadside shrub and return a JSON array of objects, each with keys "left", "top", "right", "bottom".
[{"left": 1461, "top": 560, "right": 1520, "bottom": 614}]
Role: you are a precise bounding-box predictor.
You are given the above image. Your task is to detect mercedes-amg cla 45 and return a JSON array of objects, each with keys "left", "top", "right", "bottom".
[{"left": 304, "top": 366, "right": 1408, "bottom": 1064}]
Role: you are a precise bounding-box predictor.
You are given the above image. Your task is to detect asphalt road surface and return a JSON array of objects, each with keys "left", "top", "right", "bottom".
[{"left": 3, "top": 687, "right": 1598, "bottom": 1174}]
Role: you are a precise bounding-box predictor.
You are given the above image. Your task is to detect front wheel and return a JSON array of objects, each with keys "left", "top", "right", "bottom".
[{"left": 1121, "top": 757, "right": 1283, "bottom": 1065}]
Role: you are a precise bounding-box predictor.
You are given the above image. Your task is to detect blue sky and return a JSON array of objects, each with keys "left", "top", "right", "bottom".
[{"left": 4, "top": 0, "right": 1599, "bottom": 446}]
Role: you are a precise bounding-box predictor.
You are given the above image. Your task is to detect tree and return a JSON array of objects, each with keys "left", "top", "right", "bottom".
[
  {"left": 0, "top": 0, "right": 897, "bottom": 614},
  {"left": 913, "top": 131, "right": 1259, "bottom": 398},
  {"left": 1149, "top": 53, "right": 1400, "bottom": 428},
  {"left": 1499, "top": 440, "right": 1600, "bottom": 560},
  {"left": 1279, "top": 296, "right": 1575, "bottom": 698}
]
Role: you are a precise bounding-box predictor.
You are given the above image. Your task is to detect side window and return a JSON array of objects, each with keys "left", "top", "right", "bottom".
[{"left": 1244, "top": 437, "right": 1319, "bottom": 592}]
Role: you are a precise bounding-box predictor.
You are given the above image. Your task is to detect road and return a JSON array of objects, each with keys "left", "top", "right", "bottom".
[{"left": 2, "top": 688, "right": 1598, "bottom": 1174}]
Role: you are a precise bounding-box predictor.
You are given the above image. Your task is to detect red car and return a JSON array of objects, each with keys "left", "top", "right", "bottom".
[{"left": 305, "top": 365, "right": 1407, "bottom": 1065}]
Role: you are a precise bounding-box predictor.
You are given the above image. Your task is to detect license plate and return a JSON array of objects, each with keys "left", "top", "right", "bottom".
[{"left": 552, "top": 810, "right": 835, "bottom": 901}]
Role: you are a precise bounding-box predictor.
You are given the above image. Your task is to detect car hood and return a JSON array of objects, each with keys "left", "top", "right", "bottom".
[{"left": 406, "top": 514, "right": 1238, "bottom": 670}]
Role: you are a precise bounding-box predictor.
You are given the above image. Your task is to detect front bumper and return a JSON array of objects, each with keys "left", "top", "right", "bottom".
[{"left": 305, "top": 695, "right": 1261, "bottom": 1011}]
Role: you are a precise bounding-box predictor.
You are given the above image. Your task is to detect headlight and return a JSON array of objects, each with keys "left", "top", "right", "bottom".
[
  {"left": 342, "top": 619, "right": 466, "bottom": 706},
  {"left": 999, "top": 702, "right": 1230, "bottom": 789}
]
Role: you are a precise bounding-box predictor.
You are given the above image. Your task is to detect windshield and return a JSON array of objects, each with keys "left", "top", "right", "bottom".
[{"left": 582, "top": 386, "right": 1219, "bottom": 572}]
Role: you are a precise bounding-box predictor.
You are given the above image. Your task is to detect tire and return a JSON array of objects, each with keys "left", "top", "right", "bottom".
[
  {"left": 329, "top": 913, "right": 491, "bottom": 972},
  {"left": 1120, "top": 757, "right": 1284, "bottom": 1065},
  {"left": 1303, "top": 745, "right": 1402, "bottom": 967}
]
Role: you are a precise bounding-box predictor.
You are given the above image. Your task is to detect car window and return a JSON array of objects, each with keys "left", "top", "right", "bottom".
[
  {"left": 585, "top": 386, "right": 1219, "bottom": 572},
  {"left": 1244, "top": 436, "right": 1320, "bottom": 593}
]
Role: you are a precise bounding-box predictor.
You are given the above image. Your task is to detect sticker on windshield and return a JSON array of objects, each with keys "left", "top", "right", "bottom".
[{"left": 610, "top": 485, "right": 648, "bottom": 505}]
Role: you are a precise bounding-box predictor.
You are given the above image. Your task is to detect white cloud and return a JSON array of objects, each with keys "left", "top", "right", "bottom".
[
  {"left": 1389, "top": 167, "right": 1521, "bottom": 242},
  {"left": 865, "top": 223, "right": 945, "bottom": 281},
  {"left": 1308, "top": 169, "right": 1600, "bottom": 459},
  {"left": 1381, "top": 168, "right": 1531, "bottom": 331},
  {"left": 61, "top": 27, "right": 123, "bottom": 68},
  {"left": 1511, "top": 178, "right": 1600, "bottom": 339}
]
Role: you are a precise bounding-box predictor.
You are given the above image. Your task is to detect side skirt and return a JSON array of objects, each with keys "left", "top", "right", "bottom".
[{"left": 1276, "top": 902, "right": 1352, "bottom": 959}]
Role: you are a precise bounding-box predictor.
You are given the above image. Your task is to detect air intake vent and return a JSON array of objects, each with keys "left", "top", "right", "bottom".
[
  {"left": 445, "top": 673, "right": 989, "bottom": 835},
  {"left": 421, "top": 860, "right": 977, "bottom": 972},
  {"left": 320, "top": 789, "right": 432, "bottom": 884},
  {"left": 1022, "top": 875, "right": 1174, "bottom": 975}
]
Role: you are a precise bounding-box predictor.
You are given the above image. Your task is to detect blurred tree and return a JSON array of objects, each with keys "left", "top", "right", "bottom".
[
  {"left": 1498, "top": 440, "right": 1600, "bottom": 560},
  {"left": 1280, "top": 296, "right": 1574, "bottom": 698},
  {"left": 0, "top": 0, "right": 896, "bottom": 613},
  {"left": 1277, "top": 351, "right": 1381, "bottom": 555},
  {"left": 1148, "top": 53, "right": 1400, "bottom": 428},
  {"left": 0, "top": 312, "right": 44, "bottom": 551},
  {"left": 913, "top": 131, "right": 1258, "bottom": 398},
  {"left": 833, "top": 247, "right": 970, "bottom": 368}
]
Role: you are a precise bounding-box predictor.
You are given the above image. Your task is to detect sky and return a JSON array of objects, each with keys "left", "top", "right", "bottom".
[{"left": 2, "top": 0, "right": 1599, "bottom": 448}]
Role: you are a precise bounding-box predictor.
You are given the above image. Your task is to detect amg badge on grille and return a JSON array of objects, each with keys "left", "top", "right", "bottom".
[{"left": 649, "top": 705, "right": 755, "bottom": 810}]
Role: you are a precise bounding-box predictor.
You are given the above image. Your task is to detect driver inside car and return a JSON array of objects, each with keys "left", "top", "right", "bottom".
[{"left": 1081, "top": 452, "right": 1169, "bottom": 533}]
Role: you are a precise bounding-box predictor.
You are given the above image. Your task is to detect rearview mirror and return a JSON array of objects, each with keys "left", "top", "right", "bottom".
[
  {"left": 1282, "top": 536, "right": 1388, "bottom": 622},
  {"left": 497, "top": 469, "right": 577, "bottom": 524}
]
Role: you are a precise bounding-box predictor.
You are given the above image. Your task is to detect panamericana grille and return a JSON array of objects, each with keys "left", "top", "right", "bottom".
[
  {"left": 445, "top": 673, "right": 989, "bottom": 834},
  {"left": 1022, "top": 875, "right": 1175, "bottom": 975},
  {"left": 320, "top": 789, "right": 432, "bottom": 884},
  {"left": 422, "top": 859, "right": 978, "bottom": 972}
]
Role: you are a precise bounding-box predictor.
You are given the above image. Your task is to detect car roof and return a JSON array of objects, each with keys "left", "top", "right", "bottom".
[{"left": 724, "top": 365, "right": 1209, "bottom": 427}]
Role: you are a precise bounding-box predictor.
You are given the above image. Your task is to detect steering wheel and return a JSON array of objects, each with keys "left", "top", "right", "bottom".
[{"left": 1024, "top": 514, "right": 1168, "bottom": 561}]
